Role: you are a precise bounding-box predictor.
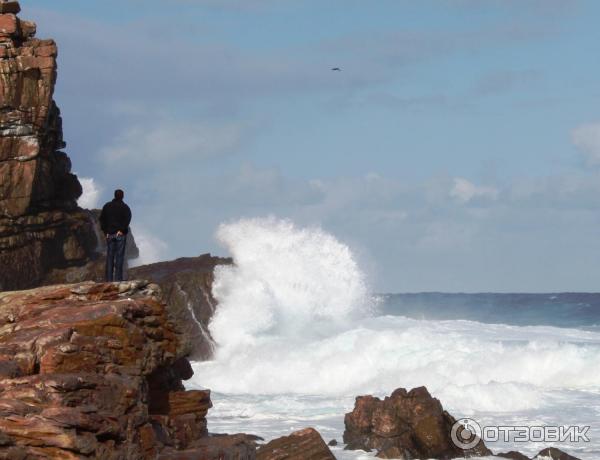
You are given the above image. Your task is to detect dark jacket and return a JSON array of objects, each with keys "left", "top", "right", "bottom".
[{"left": 99, "top": 199, "right": 132, "bottom": 235}]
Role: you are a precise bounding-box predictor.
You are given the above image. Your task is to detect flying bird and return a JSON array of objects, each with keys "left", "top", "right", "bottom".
[{"left": 331, "top": 67, "right": 341, "bottom": 71}]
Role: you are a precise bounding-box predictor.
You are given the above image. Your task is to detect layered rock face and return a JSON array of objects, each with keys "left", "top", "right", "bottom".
[
  {"left": 343, "top": 386, "right": 491, "bottom": 459},
  {"left": 0, "top": 1, "right": 98, "bottom": 291},
  {"left": 130, "top": 254, "right": 233, "bottom": 359},
  {"left": 0, "top": 281, "right": 249, "bottom": 459}
]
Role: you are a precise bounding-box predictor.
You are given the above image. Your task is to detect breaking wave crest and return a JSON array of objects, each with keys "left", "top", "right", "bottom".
[{"left": 190, "top": 217, "right": 600, "bottom": 414}]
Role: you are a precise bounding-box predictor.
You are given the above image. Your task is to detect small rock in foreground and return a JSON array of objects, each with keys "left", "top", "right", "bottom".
[
  {"left": 497, "top": 451, "right": 530, "bottom": 460},
  {"left": 534, "top": 447, "right": 581, "bottom": 460},
  {"left": 257, "top": 428, "right": 335, "bottom": 460},
  {"left": 497, "top": 447, "right": 582, "bottom": 460},
  {"left": 343, "top": 386, "right": 491, "bottom": 459}
]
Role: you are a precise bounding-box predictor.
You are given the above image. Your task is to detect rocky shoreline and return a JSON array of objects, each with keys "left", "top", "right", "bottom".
[
  {"left": 0, "top": 2, "right": 589, "bottom": 459},
  {"left": 0, "top": 277, "right": 584, "bottom": 460},
  {"left": 0, "top": 280, "right": 336, "bottom": 459}
]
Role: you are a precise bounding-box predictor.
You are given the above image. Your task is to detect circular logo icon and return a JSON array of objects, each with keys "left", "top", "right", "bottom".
[{"left": 451, "top": 418, "right": 482, "bottom": 450}]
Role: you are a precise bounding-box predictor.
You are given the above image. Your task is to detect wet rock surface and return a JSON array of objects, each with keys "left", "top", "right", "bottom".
[
  {"left": 497, "top": 451, "right": 531, "bottom": 460},
  {"left": 130, "top": 254, "right": 232, "bottom": 359},
  {"left": 0, "top": 280, "right": 253, "bottom": 459},
  {"left": 533, "top": 447, "right": 581, "bottom": 460},
  {"left": 497, "top": 448, "right": 581, "bottom": 460},
  {"left": 159, "top": 434, "right": 257, "bottom": 460},
  {"left": 0, "top": 2, "right": 98, "bottom": 291},
  {"left": 257, "top": 428, "right": 335, "bottom": 460},
  {"left": 343, "top": 386, "right": 491, "bottom": 459}
]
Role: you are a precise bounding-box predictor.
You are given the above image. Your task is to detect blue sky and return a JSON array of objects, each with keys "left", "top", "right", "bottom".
[{"left": 22, "top": 0, "right": 600, "bottom": 292}]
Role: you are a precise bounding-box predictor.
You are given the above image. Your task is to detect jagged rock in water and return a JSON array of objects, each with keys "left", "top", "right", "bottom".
[
  {"left": 343, "top": 386, "right": 491, "bottom": 459},
  {"left": 534, "top": 448, "right": 581, "bottom": 460},
  {"left": 497, "top": 448, "right": 582, "bottom": 460},
  {"left": 130, "top": 254, "right": 232, "bottom": 359},
  {"left": 0, "top": 2, "right": 98, "bottom": 291},
  {"left": 257, "top": 428, "right": 335, "bottom": 460},
  {"left": 497, "top": 452, "right": 531, "bottom": 460},
  {"left": 0, "top": 280, "right": 255, "bottom": 459}
]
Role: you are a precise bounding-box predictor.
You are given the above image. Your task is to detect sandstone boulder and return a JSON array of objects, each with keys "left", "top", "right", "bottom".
[
  {"left": 257, "top": 428, "right": 335, "bottom": 460},
  {"left": 497, "top": 447, "right": 582, "bottom": 460},
  {"left": 343, "top": 386, "right": 491, "bottom": 459},
  {"left": 533, "top": 447, "right": 581, "bottom": 460},
  {"left": 497, "top": 452, "right": 530, "bottom": 460}
]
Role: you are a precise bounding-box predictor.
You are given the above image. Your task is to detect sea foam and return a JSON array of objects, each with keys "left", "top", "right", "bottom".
[{"left": 189, "top": 217, "right": 600, "bottom": 416}]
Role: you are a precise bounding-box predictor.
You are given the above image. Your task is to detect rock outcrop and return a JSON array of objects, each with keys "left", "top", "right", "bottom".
[
  {"left": 257, "top": 428, "right": 335, "bottom": 460},
  {"left": 534, "top": 448, "right": 581, "bottom": 460},
  {"left": 0, "top": 2, "right": 98, "bottom": 291},
  {"left": 498, "top": 448, "right": 581, "bottom": 460},
  {"left": 0, "top": 280, "right": 253, "bottom": 459},
  {"left": 159, "top": 434, "right": 257, "bottom": 460},
  {"left": 343, "top": 386, "right": 491, "bottom": 459},
  {"left": 130, "top": 254, "right": 233, "bottom": 359},
  {"left": 497, "top": 452, "right": 530, "bottom": 460}
]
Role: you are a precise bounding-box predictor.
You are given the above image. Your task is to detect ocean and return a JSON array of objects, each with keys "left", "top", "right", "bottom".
[{"left": 186, "top": 218, "right": 600, "bottom": 459}]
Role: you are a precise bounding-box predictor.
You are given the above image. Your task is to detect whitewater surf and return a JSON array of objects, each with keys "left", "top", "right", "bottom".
[{"left": 187, "top": 217, "right": 600, "bottom": 459}]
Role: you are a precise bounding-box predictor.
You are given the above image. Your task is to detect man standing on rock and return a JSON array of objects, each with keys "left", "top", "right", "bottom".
[{"left": 99, "top": 189, "right": 132, "bottom": 282}]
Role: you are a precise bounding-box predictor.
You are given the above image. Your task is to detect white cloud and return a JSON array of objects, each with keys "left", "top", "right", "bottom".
[
  {"left": 572, "top": 122, "right": 600, "bottom": 166},
  {"left": 128, "top": 225, "right": 169, "bottom": 267},
  {"left": 77, "top": 177, "right": 101, "bottom": 209},
  {"left": 450, "top": 177, "right": 499, "bottom": 203},
  {"left": 101, "top": 120, "right": 247, "bottom": 165}
]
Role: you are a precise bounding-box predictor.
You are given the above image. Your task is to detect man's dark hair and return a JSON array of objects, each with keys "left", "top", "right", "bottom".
[{"left": 114, "top": 189, "right": 124, "bottom": 200}]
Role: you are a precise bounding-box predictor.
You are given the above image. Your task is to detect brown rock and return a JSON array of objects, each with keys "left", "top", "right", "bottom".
[
  {"left": 18, "top": 19, "right": 35, "bottom": 38},
  {"left": 0, "top": 281, "right": 211, "bottom": 458},
  {"left": 257, "top": 428, "right": 335, "bottom": 460},
  {"left": 376, "top": 445, "right": 406, "bottom": 459},
  {"left": 534, "top": 447, "right": 581, "bottom": 460},
  {"left": 159, "top": 434, "right": 257, "bottom": 460},
  {"left": 130, "top": 254, "right": 233, "bottom": 359},
  {"left": 0, "top": 13, "right": 17, "bottom": 35},
  {"left": 0, "top": 6, "right": 98, "bottom": 292},
  {"left": 0, "top": 2, "right": 20, "bottom": 14},
  {"left": 497, "top": 451, "right": 530, "bottom": 460},
  {"left": 0, "top": 209, "right": 99, "bottom": 291},
  {"left": 343, "top": 386, "right": 491, "bottom": 459}
]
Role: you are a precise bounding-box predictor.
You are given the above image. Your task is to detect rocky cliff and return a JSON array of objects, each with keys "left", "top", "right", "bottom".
[
  {"left": 0, "top": 280, "right": 256, "bottom": 459},
  {"left": 0, "top": 1, "right": 98, "bottom": 291},
  {"left": 129, "top": 254, "right": 232, "bottom": 359}
]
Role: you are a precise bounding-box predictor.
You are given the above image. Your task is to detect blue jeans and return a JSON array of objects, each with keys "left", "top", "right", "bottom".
[{"left": 106, "top": 234, "right": 127, "bottom": 282}]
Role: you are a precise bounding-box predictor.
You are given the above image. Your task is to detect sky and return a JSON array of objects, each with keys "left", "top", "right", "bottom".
[{"left": 21, "top": 0, "right": 600, "bottom": 292}]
